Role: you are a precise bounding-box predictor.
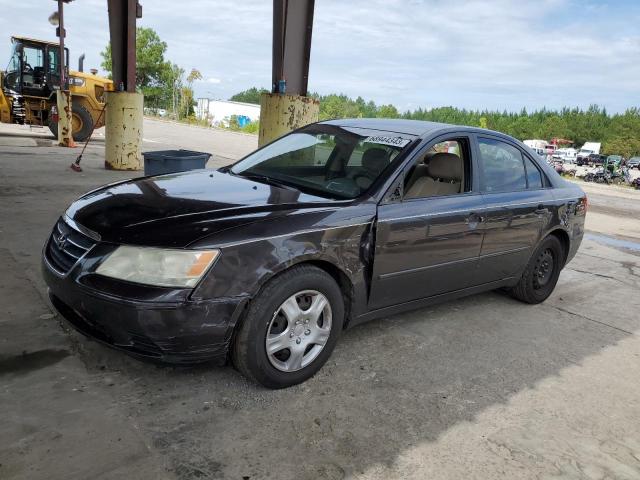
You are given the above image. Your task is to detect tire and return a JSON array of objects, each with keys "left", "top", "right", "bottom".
[
  {"left": 508, "top": 235, "right": 564, "bottom": 304},
  {"left": 232, "top": 265, "right": 344, "bottom": 388},
  {"left": 48, "top": 101, "right": 94, "bottom": 142}
]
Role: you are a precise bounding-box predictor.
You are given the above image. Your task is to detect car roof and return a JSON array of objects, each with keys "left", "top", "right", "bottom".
[
  {"left": 319, "top": 117, "right": 513, "bottom": 140},
  {"left": 12, "top": 36, "right": 60, "bottom": 47}
]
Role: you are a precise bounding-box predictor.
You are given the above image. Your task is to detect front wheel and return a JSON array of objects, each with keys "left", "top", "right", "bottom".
[
  {"left": 48, "top": 101, "right": 95, "bottom": 142},
  {"left": 508, "top": 235, "right": 564, "bottom": 304},
  {"left": 232, "top": 265, "right": 344, "bottom": 388}
]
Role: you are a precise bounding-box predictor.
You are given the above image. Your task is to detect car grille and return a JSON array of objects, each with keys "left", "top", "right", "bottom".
[{"left": 45, "top": 218, "right": 96, "bottom": 274}]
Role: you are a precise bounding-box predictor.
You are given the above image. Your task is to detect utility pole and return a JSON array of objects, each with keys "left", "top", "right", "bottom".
[
  {"left": 105, "top": 0, "right": 143, "bottom": 170},
  {"left": 54, "top": 0, "right": 75, "bottom": 147},
  {"left": 258, "top": 0, "right": 319, "bottom": 146}
]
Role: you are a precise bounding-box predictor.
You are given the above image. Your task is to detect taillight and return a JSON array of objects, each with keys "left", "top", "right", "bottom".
[
  {"left": 576, "top": 195, "right": 587, "bottom": 215},
  {"left": 50, "top": 105, "right": 59, "bottom": 123}
]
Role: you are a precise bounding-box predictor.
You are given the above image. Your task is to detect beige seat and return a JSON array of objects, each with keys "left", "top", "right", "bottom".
[
  {"left": 406, "top": 152, "right": 463, "bottom": 198},
  {"left": 352, "top": 148, "right": 390, "bottom": 189}
]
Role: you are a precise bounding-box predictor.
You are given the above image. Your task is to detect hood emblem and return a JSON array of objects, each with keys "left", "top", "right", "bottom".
[{"left": 55, "top": 233, "right": 68, "bottom": 249}]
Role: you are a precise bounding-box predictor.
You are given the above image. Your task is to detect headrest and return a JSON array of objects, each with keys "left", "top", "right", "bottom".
[
  {"left": 427, "top": 153, "right": 462, "bottom": 181},
  {"left": 362, "top": 148, "right": 390, "bottom": 173}
]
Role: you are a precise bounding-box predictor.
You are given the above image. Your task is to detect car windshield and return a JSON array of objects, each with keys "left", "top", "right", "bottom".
[{"left": 230, "top": 125, "right": 414, "bottom": 199}]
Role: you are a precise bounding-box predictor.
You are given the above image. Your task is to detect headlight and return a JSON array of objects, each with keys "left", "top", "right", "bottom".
[{"left": 96, "top": 246, "right": 219, "bottom": 288}]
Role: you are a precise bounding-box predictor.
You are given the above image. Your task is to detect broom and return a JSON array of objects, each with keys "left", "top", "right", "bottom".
[{"left": 70, "top": 103, "right": 107, "bottom": 172}]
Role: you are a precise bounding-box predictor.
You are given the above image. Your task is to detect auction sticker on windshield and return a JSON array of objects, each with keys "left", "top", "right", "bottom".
[{"left": 364, "top": 135, "right": 411, "bottom": 148}]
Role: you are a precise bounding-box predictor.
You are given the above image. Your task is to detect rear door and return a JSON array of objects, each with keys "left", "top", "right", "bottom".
[
  {"left": 369, "top": 134, "right": 485, "bottom": 309},
  {"left": 475, "top": 136, "right": 551, "bottom": 284}
]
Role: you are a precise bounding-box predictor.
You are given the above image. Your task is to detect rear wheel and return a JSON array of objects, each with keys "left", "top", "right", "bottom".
[
  {"left": 508, "top": 235, "right": 564, "bottom": 304},
  {"left": 232, "top": 265, "right": 344, "bottom": 388},
  {"left": 48, "top": 101, "right": 94, "bottom": 142}
]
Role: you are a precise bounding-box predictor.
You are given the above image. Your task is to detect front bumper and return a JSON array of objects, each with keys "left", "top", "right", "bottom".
[{"left": 42, "top": 243, "right": 246, "bottom": 365}]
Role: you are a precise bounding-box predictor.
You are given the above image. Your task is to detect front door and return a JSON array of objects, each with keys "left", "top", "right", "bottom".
[{"left": 369, "top": 136, "right": 485, "bottom": 310}]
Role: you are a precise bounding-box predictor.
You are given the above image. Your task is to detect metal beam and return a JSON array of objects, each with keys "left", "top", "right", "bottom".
[
  {"left": 107, "top": 0, "right": 140, "bottom": 92},
  {"left": 271, "top": 0, "right": 314, "bottom": 96}
]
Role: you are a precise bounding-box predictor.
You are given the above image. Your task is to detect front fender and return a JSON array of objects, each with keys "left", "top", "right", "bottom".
[{"left": 190, "top": 222, "right": 373, "bottom": 318}]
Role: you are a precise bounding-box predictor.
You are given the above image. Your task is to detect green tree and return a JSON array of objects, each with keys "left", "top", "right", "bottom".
[
  {"left": 229, "top": 87, "right": 269, "bottom": 104},
  {"left": 231, "top": 87, "right": 640, "bottom": 150},
  {"left": 178, "top": 68, "right": 203, "bottom": 118},
  {"left": 101, "top": 27, "right": 168, "bottom": 89},
  {"left": 376, "top": 104, "right": 400, "bottom": 118},
  {"left": 163, "top": 63, "right": 184, "bottom": 118}
]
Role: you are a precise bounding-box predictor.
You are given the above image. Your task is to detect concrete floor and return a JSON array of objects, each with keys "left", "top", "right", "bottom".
[{"left": 1, "top": 121, "right": 640, "bottom": 480}]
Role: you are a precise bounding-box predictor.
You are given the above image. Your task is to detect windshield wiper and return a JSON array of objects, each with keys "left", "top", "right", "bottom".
[{"left": 234, "top": 171, "right": 298, "bottom": 191}]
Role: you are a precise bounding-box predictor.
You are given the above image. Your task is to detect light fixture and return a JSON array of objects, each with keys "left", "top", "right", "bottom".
[{"left": 48, "top": 11, "right": 59, "bottom": 26}]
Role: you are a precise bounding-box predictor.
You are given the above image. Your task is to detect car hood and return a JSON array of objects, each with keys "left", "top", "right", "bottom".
[{"left": 66, "top": 169, "right": 339, "bottom": 247}]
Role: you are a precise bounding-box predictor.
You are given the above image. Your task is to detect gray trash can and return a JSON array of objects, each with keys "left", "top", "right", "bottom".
[{"left": 142, "top": 150, "right": 212, "bottom": 176}]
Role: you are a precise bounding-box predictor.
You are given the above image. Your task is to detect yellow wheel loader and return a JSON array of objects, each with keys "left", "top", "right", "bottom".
[{"left": 0, "top": 36, "right": 113, "bottom": 142}]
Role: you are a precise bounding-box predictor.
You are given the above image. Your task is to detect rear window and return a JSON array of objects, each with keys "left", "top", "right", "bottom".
[{"left": 479, "top": 138, "right": 527, "bottom": 192}]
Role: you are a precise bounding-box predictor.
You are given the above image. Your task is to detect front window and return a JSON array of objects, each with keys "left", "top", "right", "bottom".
[
  {"left": 404, "top": 138, "right": 471, "bottom": 199},
  {"left": 4, "top": 43, "right": 20, "bottom": 89},
  {"left": 230, "top": 125, "right": 413, "bottom": 199},
  {"left": 22, "top": 46, "right": 44, "bottom": 71}
]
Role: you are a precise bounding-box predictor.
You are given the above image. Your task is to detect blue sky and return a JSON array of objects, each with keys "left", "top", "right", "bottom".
[{"left": 1, "top": 0, "right": 638, "bottom": 113}]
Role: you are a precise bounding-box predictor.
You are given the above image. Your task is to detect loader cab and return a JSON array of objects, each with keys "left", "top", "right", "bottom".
[{"left": 3, "top": 37, "right": 68, "bottom": 98}]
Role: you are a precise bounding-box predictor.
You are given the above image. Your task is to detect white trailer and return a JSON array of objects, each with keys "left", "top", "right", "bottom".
[
  {"left": 196, "top": 99, "right": 261, "bottom": 127},
  {"left": 577, "top": 142, "right": 601, "bottom": 156}
]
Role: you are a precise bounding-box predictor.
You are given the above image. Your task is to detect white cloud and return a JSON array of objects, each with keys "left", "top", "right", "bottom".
[
  {"left": 1, "top": 0, "right": 638, "bottom": 112},
  {"left": 206, "top": 77, "right": 222, "bottom": 84}
]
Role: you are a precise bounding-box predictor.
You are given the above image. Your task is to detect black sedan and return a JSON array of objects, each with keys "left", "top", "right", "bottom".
[{"left": 43, "top": 119, "right": 587, "bottom": 388}]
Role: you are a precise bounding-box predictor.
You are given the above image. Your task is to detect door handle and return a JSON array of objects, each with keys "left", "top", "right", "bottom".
[
  {"left": 465, "top": 212, "right": 485, "bottom": 227},
  {"left": 534, "top": 204, "right": 548, "bottom": 214}
]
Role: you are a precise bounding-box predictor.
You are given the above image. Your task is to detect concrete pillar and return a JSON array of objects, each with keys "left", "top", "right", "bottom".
[
  {"left": 56, "top": 90, "right": 75, "bottom": 147},
  {"left": 258, "top": 93, "right": 320, "bottom": 147},
  {"left": 105, "top": 91, "right": 143, "bottom": 170}
]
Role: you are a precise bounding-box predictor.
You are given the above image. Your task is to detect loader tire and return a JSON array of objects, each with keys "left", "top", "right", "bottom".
[{"left": 48, "top": 102, "right": 94, "bottom": 143}]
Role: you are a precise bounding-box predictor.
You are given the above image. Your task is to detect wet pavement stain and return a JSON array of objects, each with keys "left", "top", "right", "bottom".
[
  {"left": 0, "top": 349, "right": 70, "bottom": 376},
  {"left": 584, "top": 233, "right": 640, "bottom": 253}
]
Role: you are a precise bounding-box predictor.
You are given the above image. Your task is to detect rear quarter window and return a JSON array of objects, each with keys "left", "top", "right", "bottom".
[{"left": 523, "top": 155, "right": 543, "bottom": 189}]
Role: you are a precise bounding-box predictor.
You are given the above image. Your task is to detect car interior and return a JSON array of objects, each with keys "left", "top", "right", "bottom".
[{"left": 404, "top": 140, "right": 469, "bottom": 198}]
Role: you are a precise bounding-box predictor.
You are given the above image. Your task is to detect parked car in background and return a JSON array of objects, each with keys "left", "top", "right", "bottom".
[
  {"left": 576, "top": 142, "right": 601, "bottom": 165},
  {"left": 559, "top": 148, "right": 577, "bottom": 162},
  {"left": 530, "top": 147, "right": 546, "bottom": 158},
  {"left": 585, "top": 153, "right": 607, "bottom": 166},
  {"left": 627, "top": 157, "right": 640, "bottom": 169},
  {"left": 42, "top": 119, "right": 587, "bottom": 388},
  {"left": 576, "top": 152, "right": 592, "bottom": 166}
]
